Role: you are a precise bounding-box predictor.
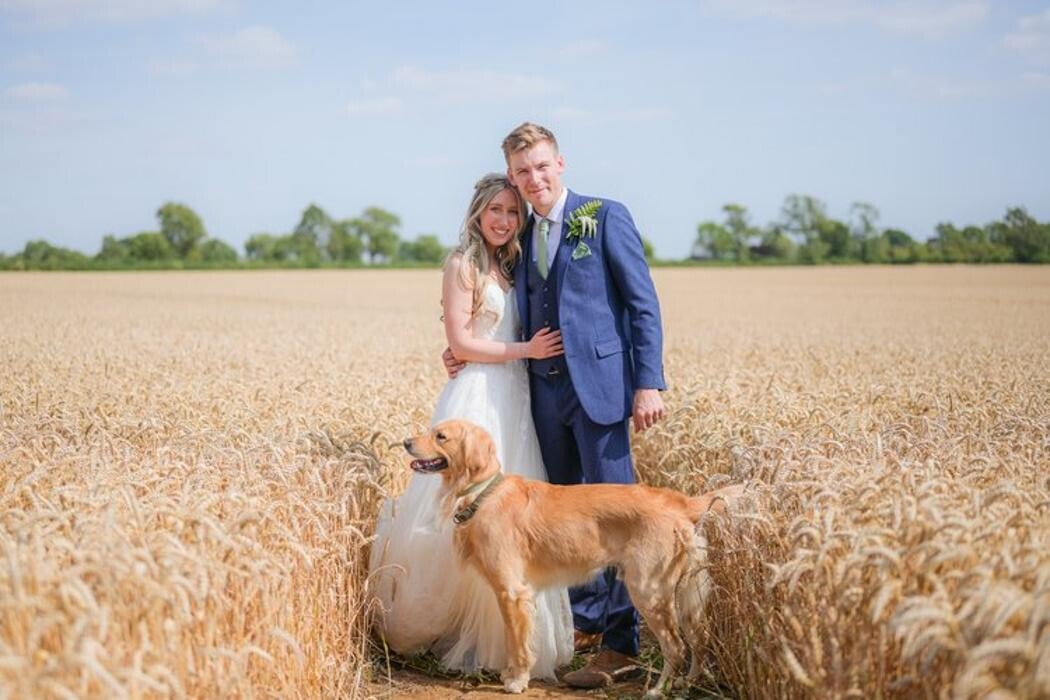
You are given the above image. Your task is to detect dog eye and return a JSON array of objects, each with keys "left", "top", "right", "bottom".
[{"left": 436, "top": 432, "right": 447, "bottom": 442}]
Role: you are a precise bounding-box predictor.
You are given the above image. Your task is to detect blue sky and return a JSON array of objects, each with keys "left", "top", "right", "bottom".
[{"left": 1, "top": 0, "right": 1048, "bottom": 258}]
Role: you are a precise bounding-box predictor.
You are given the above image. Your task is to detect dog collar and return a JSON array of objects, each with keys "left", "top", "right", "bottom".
[{"left": 453, "top": 473, "right": 504, "bottom": 526}]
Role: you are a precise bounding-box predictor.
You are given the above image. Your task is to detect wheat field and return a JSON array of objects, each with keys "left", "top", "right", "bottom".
[{"left": 1, "top": 267, "right": 1047, "bottom": 699}]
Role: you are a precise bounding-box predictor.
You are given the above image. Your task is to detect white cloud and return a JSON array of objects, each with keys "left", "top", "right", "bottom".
[
  {"left": 0, "top": 0, "right": 229, "bottom": 26},
  {"left": 699, "top": 0, "right": 988, "bottom": 38},
  {"left": 1003, "top": 9, "right": 1050, "bottom": 65},
  {"left": 392, "top": 65, "right": 560, "bottom": 103},
  {"left": 345, "top": 96, "right": 402, "bottom": 116},
  {"left": 3, "top": 82, "right": 68, "bottom": 101},
  {"left": 198, "top": 26, "right": 297, "bottom": 69}
]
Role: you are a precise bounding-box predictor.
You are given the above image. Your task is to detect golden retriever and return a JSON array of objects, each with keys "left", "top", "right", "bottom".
[{"left": 402, "top": 419, "right": 742, "bottom": 696}]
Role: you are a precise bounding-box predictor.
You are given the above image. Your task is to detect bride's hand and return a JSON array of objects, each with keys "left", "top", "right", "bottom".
[{"left": 525, "top": 328, "right": 563, "bottom": 360}]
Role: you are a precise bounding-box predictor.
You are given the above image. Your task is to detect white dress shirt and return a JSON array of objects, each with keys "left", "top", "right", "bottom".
[{"left": 531, "top": 186, "right": 569, "bottom": 271}]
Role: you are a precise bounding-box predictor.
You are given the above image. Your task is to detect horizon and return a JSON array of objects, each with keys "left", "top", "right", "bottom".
[{"left": 2, "top": 1, "right": 1049, "bottom": 258}]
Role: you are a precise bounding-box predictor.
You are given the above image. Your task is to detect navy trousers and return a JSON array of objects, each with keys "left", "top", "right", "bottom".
[{"left": 529, "top": 371, "right": 640, "bottom": 657}]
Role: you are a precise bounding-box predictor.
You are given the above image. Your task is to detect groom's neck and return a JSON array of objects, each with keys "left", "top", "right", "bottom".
[{"left": 532, "top": 186, "right": 565, "bottom": 218}]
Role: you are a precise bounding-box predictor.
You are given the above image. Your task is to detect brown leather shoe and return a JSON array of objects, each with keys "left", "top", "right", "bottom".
[
  {"left": 573, "top": 629, "right": 602, "bottom": 653},
  {"left": 562, "top": 649, "right": 640, "bottom": 689}
]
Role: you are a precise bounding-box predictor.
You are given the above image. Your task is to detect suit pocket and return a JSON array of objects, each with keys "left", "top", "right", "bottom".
[{"left": 594, "top": 337, "right": 627, "bottom": 358}]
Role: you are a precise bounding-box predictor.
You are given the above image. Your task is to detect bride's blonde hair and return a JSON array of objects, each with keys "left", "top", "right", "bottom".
[{"left": 447, "top": 173, "right": 526, "bottom": 316}]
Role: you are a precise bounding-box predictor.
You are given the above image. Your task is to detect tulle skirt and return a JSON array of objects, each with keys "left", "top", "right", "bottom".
[{"left": 368, "top": 359, "right": 573, "bottom": 678}]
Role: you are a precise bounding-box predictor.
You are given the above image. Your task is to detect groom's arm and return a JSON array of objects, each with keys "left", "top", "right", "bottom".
[
  {"left": 442, "top": 346, "right": 466, "bottom": 378},
  {"left": 439, "top": 254, "right": 562, "bottom": 374},
  {"left": 601, "top": 201, "right": 667, "bottom": 431}
]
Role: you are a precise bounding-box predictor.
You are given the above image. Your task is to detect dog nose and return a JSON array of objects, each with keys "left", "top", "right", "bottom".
[{"left": 402, "top": 438, "right": 413, "bottom": 452}]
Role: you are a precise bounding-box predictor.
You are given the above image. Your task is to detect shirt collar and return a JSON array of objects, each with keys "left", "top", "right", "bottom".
[{"left": 539, "top": 187, "right": 569, "bottom": 225}]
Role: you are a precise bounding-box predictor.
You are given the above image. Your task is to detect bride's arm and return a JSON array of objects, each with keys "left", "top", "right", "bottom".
[{"left": 443, "top": 254, "right": 562, "bottom": 364}]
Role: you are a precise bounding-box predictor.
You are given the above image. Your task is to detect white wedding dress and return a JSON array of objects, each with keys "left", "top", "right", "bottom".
[{"left": 369, "top": 282, "right": 574, "bottom": 679}]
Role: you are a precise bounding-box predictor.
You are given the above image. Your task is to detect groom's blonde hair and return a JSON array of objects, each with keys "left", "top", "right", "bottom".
[{"left": 501, "top": 122, "right": 559, "bottom": 161}]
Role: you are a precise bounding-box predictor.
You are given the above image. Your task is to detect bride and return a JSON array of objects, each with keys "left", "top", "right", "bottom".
[{"left": 369, "top": 174, "right": 574, "bottom": 679}]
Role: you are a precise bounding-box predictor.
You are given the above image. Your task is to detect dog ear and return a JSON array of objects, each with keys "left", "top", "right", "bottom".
[{"left": 464, "top": 424, "right": 498, "bottom": 478}]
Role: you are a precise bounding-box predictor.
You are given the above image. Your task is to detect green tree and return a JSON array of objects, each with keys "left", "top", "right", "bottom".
[
  {"left": 930, "top": 223, "right": 962, "bottom": 262},
  {"left": 328, "top": 219, "right": 365, "bottom": 263},
  {"left": 274, "top": 235, "right": 304, "bottom": 262},
  {"left": 884, "top": 228, "right": 915, "bottom": 248},
  {"left": 126, "top": 231, "right": 176, "bottom": 261},
  {"left": 157, "top": 203, "right": 207, "bottom": 258},
  {"left": 851, "top": 203, "right": 884, "bottom": 262},
  {"left": 722, "top": 203, "right": 756, "bottom": 261},
  {"left": 399, "top": 234, "right": 447, "bottom": 264},
  {"left": 693, "top": 221, "right": 735, "bottom": 260},
  {"left": 780, "top": 195, "right": 835, "bottom": 263},
  {"left": 353, "top": 207, "right": 402, "bottom": 264},
  {"left": 22, "top": 240, "right": 90, "bottom": 269},
  {"left": 780, "top": 195, "right": 826, "bottom": 240},
  {"left": 818, "top": 218, "right": 854, "bottom": 259},
  {"left": 198, "top": 238, "right": 238, "bottom": 263},
  {"left": 294, "top": 204, "right": 334, "bottom": 258},
  {"left": 883, "top": 228, "right": 921, "bottom": 263},
  {"left": 245, "top": 234, "right": 279, "bottom": 261},
  {"left": 758, "top": 226, "right": 797, "bottom": 260},
  {"left": 798, "top": 238, "right": 831, "bottom": 264},
  {"left": 991, "top": 207, "right": 1049, "bottom": 262},
  {"left": 97, "top": 234, "right": 130, "bottom": 263}
]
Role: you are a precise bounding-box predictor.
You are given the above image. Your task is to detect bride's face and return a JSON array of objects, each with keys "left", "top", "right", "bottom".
[{"left": 479, "top": 188, "right": 521, "bottom": 251}]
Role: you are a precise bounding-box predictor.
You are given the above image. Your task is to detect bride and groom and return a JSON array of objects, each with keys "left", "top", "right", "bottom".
[{"left": 369, "top": 122, "right": 666, "bottom": 689}]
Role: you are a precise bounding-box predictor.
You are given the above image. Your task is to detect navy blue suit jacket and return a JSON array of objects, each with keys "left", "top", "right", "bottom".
[{"left": 514, "top": 189, "right": 666, "bottom": 425}]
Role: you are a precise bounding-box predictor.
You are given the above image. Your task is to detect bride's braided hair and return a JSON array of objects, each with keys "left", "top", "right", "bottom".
[{"left": 448, "top": 173, "right": 525, "bottom": 316}]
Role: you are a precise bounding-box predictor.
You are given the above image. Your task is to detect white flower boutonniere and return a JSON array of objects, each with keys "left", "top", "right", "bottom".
[{"left": 566, "top": 199, "right": 601, "bottom": 261}]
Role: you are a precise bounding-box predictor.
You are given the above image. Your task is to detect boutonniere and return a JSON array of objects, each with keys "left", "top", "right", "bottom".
[{"left": 566, "top": 200, "right": 601, "bottom": 260}]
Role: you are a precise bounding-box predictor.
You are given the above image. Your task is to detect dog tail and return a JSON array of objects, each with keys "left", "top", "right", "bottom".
[
  {"left": 687, "top": 483, "right": 744, "bottom": 523},
  {"left": 676, "top": 483, "right": 742, "bottom": 679},
  {"left": 674, "top": 525, "right": 713, "bottom": 679}
]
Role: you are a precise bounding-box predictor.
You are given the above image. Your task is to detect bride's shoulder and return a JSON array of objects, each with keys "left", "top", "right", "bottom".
[{"left": 443, "top": 251, "right": 476, "bottom": 295}]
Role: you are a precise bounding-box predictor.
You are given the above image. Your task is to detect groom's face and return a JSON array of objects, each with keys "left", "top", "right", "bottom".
[{"left": 506, "top": 140, "right": 565, "bottom": 217}]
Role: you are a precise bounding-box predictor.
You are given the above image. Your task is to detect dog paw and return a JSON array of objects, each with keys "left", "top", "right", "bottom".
[
  {"left": 503, "top": 677, "right": 528, "bottom": 694},
  {"left": 500, "top": 669, "right": 529, "bottom": 694}
]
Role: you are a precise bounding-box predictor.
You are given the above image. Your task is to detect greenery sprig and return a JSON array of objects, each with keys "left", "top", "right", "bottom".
[{"left": 567, "top": 200, "right": 602, "bottom": 240}]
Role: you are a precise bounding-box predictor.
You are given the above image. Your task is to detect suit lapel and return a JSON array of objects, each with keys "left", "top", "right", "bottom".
[{"left": 552, "top": 189, "right": 577, "bottom": 296}]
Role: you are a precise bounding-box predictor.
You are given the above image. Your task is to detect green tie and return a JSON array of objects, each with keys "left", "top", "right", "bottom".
[{"left": 537, "top": 218, "right": 551, "bottom": 279}]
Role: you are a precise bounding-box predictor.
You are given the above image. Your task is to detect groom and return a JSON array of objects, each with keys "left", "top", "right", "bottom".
[{"left": 447, "top": 122, "right": 667, "bottom": 689}]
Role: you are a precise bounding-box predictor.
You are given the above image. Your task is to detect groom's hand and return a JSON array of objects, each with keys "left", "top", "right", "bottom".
[
  {"left": 632, "top": 388, "right": 665, "bottom": 433},
  {"left": 442, "top": 346, "right": 466, "bottom": 378}
]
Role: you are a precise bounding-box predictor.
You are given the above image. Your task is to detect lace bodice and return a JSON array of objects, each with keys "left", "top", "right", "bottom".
[{"left": 472, "top": 281, "right": 518, "bottom": 342}]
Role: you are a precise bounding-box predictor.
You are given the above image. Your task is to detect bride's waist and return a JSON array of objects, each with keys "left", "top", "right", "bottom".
[{"left": 456, "top": 359, "right": 526, "bottom": 376}]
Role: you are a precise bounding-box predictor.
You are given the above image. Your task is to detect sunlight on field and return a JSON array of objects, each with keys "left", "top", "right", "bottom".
[{"left": 1, "top": 267, "right": 1047, "bottom": 698}]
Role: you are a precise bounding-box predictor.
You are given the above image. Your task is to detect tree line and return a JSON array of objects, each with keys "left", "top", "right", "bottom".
[
  {"left": 2, "top": 196, "right": 1047, "bottom": 271},
  {"left": 691, "top": 196, "right": 1049, "bottom": 264},
  {"left": 0, "top": 202, "right": 446, "bottom": 271}
]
